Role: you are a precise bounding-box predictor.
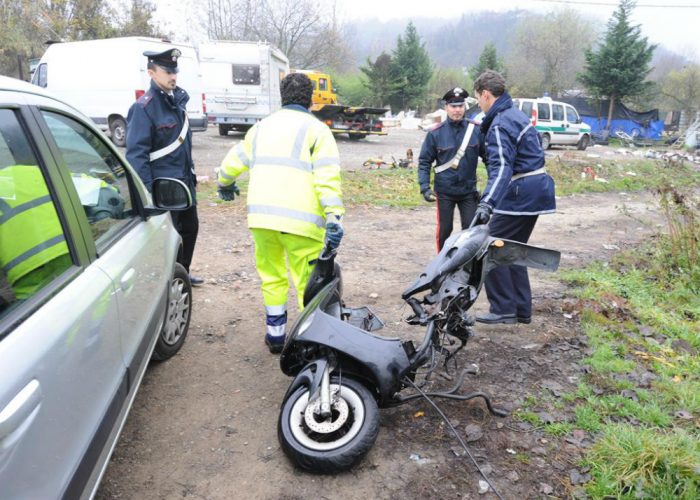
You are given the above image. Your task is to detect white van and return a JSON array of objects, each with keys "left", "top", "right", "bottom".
[
  {"left": 199, "top": 41, "right": 289, "bottom": 136},
  {"left": 32, "top": 37, "right": 207, "bottom": 147},
  {"left": 513, "top": 97, "right": 592, "bottom": 150}
]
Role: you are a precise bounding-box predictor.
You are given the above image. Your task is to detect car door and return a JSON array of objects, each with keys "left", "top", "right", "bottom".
[
  {"left": 36, "top": 109, "right": 174, "bottom": 381},
  {"left": 551, "top": 103, "right": 574, "bottom": 144},
  {"left": 0, "top": 105, "right": 125, "bottom": 498},
  {"left": 565, "top": 105, "right": 584, "bottom": 142}
]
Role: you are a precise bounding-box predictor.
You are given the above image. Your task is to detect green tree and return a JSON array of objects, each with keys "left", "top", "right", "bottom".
[
  {"left": 579, "top": 0, "right": 656, "bottom": 128},
  {"left": 425, "top": 67, "right": 472, "bottom": 111},
  {"left": 359, "top": 52, "right": 398, "bottom": 108},
  {"left": 389, "top": 22, "right": 432, "bottom": 111},
  {"left": 468, "top": 43, "right": 505, "bottom": 82}
]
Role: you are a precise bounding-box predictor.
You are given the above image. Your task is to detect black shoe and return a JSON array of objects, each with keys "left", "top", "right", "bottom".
[
  {"left": 517, "top": 316, "right": 532, "bottom": 324},
  {"left": 189, "top": 275, "right": 204, "bottom": 286},
  {"left": 265, "top": 334, "right": 286, "bottom": 354},
  {"left": 475, "top": 312, "right": 517, "bottom": 324}
]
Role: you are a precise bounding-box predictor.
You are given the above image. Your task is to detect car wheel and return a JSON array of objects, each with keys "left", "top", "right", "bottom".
[
  {"left": 540, "top": 133, "right": 551, "bottom": 150},
  {"left": 109, "top": 117, "right": 127, "bottom": 147},
  {"left": 577, "top": 135, "right": 590, "bottom": 151},
  {"left": 218, "top": 124, "right": 229, "bottom": 136},
  {"left": 152, "top": 263, "right": 192, "bottom": 361}
]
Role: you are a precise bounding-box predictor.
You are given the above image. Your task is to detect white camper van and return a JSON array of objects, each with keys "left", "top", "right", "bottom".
[
  {"left": 32, "top": 37, "right": 207, "bottom": 147},
  {"left": 199, "top": 41, "right": 289, "bottom": 136}
]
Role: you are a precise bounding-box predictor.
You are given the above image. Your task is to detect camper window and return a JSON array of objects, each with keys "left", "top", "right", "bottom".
[{"left": 232, "top": 64, "right": 260, "bottom": 85}]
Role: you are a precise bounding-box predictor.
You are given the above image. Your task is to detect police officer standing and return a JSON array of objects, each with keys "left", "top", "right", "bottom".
[
  {"left": 418, "top": 87, "right": 480, "bottom": 252},
  {"left": 471, "top": 70, "right": 556, "bottom": 325},
  {"left": 126, "top": 48, "right": 202, "bottom": 285}
]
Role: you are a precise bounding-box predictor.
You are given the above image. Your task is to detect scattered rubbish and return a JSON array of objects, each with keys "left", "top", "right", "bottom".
[
  {"left": 595, "top": 177, "right": 609, "bottom": 183},
  {"left": 478, "top": 480, "right": 490, "bottom": 494},
  {"left": 506, "top": 448, "right": 517, "bottom": 455},
  {"left": 414, "top": 411, "right": 424, "bottom": 418},
  {"left": 409, "top": 453, "right": 430, "bottom": 465},
  {"left": 603, "top": 244, "right": 620, "bottom": 250}
]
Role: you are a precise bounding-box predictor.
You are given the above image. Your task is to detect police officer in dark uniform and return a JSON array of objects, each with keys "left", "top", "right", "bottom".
[
  {"left": 471, "top": 70, "right": 556, "bottom": 324},
  {"left": 126, "top": 48, "right": 202, "bottom": 285},
  {"left": 418, "top": 87, "right": 480, "bottom": 252}
]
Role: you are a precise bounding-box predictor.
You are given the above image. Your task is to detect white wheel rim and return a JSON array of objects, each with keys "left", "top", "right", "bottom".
[{"left": 289, "top": 384, "right": 366, "bottom": 451}]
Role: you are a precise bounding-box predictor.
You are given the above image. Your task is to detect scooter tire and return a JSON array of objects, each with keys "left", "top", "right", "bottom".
[{"left": 278, "top": 376, "right": 379, "bottom": 473}]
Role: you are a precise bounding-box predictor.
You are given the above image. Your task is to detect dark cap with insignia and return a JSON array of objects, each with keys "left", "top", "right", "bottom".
[
  {"left": 442, "top": 87, "right": 468, "bottom": 104},
  {"left": 143, "top": 48, "right": 181, "bottom": 73}
]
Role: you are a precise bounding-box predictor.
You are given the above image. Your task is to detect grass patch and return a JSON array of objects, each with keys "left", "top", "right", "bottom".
[{"left": 560, "top": 185, "right": 699, "bottom": 498}]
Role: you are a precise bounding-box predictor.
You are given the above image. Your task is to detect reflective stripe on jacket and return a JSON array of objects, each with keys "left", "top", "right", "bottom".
[
  {"left": 218, "top": 106, "right": 344, "bottom": 242},
  {"left": 0, "top": 165, "right": 69, "bottom": 287}
]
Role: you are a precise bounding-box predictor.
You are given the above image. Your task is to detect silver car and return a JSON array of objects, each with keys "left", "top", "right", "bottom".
[{"left": 0, "top": 76, "right": 193, "bottom": 498}]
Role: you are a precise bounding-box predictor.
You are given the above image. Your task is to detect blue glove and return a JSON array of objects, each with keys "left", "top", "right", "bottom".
[
  {"left": 218, "top": 182, "right": 240, "bottom": 201},
  {"left": 325, "top": 215, "right": 344, "bottom": 249}
]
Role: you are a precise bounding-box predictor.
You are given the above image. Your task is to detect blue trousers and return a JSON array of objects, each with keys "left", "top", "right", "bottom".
[{"left": 484, "top": 214, "right": 538, "bottom": 317}]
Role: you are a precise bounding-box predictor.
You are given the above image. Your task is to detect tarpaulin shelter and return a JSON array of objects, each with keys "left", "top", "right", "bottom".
[{"left": 558, "top": 97, "right": 664, "bottom": 140}]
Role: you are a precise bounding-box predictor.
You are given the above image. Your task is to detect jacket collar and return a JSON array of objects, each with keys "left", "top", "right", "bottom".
[
  {"left": 149, "top": 79, "right": 187, "bottom": 107},
  {"left": 480, "top": 92, "right": 513, "bottom": 134},
  {"left": 283, "top": 104, "right": 311, "bottom": 114}
]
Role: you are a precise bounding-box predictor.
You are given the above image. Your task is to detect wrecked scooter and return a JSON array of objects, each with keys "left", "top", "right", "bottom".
[{"left": 277, "top": 224, "right": 561, "bottom": 473}]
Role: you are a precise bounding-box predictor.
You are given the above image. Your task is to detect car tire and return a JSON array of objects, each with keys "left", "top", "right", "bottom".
[
  {"left": 540, "top": 133, "right": 551, "bottom": 150},
  {"left": 109, "top": 117, "right": 127, "bottom": 147},
  {"left": 218, "top": 124, "right": 229, "bottom": 136},
  {"left": 152, "top": 263, "right": 192, "bottom": 361},
  {"left": 577, "top": 135, "right": 590, "bottom": 151}
]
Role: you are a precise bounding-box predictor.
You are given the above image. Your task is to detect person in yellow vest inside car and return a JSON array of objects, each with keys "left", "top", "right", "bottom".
[
  {"left": 217, "top": 72, "right": 344, "bottom": 354},
  {"left": 0, "top": 164, "right": 71, "bottom": 303}
]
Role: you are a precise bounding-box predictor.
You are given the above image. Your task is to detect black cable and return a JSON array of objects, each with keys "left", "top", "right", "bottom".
[{"left": 403, "top": 377, "right": 505, "bottom": 500}]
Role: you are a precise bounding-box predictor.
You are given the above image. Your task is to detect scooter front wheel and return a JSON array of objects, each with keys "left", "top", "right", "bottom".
[{"left": 278, "top": 377, "right": 379, "bottom": 473}]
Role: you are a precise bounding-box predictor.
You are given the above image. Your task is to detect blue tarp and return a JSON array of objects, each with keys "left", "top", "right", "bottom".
[{"left": 580, "top": 117, "right": 665, "bottom": 140}]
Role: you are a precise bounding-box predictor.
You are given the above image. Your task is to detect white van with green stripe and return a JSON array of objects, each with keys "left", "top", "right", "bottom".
[{"left": 513, "top": 97, "right": 591, "bottom": 150}]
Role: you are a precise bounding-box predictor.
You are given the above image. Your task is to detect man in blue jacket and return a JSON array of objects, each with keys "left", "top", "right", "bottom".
[
  {"left": 471, "top": 70, "right": 556, "bottom": 324},
  {"left": 418, "top": 87, "right": 480, "bottom": 251},
  {"left": 126, "top": 48, "right": 203, "bottom": 285}
]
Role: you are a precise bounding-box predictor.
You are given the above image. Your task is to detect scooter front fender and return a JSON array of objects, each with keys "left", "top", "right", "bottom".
[{"left": 281, "top": 358, "right": 329, "bottom": 405}]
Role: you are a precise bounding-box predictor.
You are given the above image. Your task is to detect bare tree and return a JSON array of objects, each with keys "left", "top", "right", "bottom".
[
  {"left": 205, "top": 0, "right": 352, "bottom": 70},
  {"left": 506, "top": 9, "right": 597, "bottom": 97}
]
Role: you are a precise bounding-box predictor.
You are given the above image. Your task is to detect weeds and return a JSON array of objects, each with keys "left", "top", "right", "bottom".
[{"left": 560, "top": 183, "right": 699, "bottom": 498}]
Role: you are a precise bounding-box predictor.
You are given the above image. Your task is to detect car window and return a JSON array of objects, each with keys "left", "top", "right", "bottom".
[
  {"left": 537, "top": 102, "right": 551, "bottom": 121},
  {"left": 232, "top": 64, "right": 260, "bottom": 85},
  {"left": 32, "top": 63, "right": 47, "bottom": 88},
  {"left": 552, "top": 104, "right": 564, "bottom": 121},
  {"left": 521, "top": 101, "right": 533, "bottom": 119},
  {"left": 566, "top": 106, "right": 579, "bottom": 123},
  {"left": 0, "top": 109, "right": 72, "bottom": 316},
  {"left": 40, "top": 111, "right": 136, "bottom": 245}
]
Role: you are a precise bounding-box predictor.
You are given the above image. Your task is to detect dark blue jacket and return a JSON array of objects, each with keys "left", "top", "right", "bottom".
[
  {"left": 126, "top": 79, "right": 195, "bottom": 193},
  {"left": 479, "top": 93, "right": 555, "bottom": 215},
  {"left": 418, "top": 118, "right": 479, "bottom": 199}
]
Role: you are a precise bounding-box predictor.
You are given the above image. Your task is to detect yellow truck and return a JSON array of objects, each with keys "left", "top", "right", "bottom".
[{"left": 293, "top": 70, "right": 387, "bottom": 140}]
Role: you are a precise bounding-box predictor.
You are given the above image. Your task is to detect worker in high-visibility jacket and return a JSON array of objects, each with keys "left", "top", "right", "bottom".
[
  {"left": 0, "top": 165, "right": 71, "bottom": 302},
  {"left": 217, "top": 72, "right": 344, "bottom": 354}
]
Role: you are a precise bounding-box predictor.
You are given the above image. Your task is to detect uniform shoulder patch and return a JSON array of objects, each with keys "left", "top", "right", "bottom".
[{"left": 137, "top": 93, "right": 153, "bottom": 107}]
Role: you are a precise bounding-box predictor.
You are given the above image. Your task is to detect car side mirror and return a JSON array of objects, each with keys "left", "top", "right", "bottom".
[{"left": 145, "top": 178, "right": 192, "bottom": 216}]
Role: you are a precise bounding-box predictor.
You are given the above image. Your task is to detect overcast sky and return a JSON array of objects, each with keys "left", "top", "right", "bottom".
[{"left": 153, "top": 0, "right": 700, "bottom": 59}]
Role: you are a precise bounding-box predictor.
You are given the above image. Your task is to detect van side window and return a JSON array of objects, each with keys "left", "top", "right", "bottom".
[
  {"left": 521, "top": 101, "right": 533, "bottom": 119},
  {"left": 552, "top": 104, "right": 564, "bottom": 121},
  {"left": 566, "top": 106, "right": 579, "bottom": 123},
  {"left": 537, "top": 103, "right": 551, "bottom": 121},
  {"left": 40, "top": 111, "right": 136, "bottom": 247},
  {"left": 232, "top": 64, "right": 260, "bottom": 85},
  {"left": 0, "top": 109, "right": 72, "bottom": 313}
]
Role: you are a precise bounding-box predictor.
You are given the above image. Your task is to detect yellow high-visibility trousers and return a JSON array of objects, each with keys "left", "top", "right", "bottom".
[{"left": 251, "top": 228, "right": 324, "bottom": 311}]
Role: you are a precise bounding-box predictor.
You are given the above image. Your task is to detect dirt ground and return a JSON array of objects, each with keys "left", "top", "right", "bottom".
[{"left": 97, "top": 128, "right": 665, "bottom": 499}]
